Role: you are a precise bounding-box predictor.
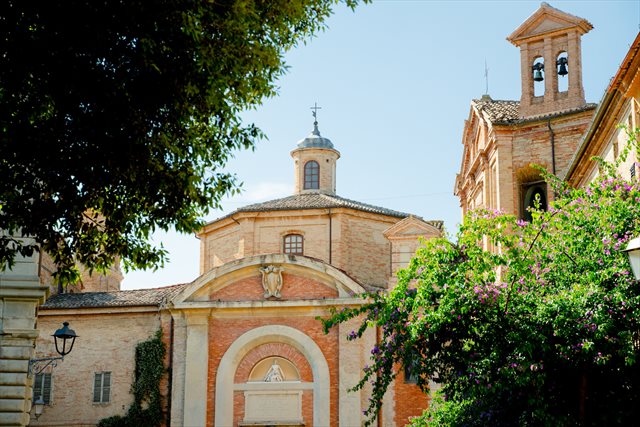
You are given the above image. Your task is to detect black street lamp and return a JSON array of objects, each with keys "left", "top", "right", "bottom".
[
  {"left": 53, "top": 322, "right": 77, "bottom": 357},
  {"left": 28, "top": 322, "right": 78, "bottom": 377}
]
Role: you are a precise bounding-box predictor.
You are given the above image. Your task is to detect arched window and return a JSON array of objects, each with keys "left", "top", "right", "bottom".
[
  {"left": 522, "top": 182, "right": 547, "bottom": 222},
  {"left": 532, "top": 57, "right": 545, "bottom": 97},
  {"left": 283, "top": 234, "right": 303, "bottom": 255},
  {"left": 303, "top": 161, "right": 319, "bottom": 190},
  {"left": 557, "top": 52, "right": 568, "bottom": 92}
]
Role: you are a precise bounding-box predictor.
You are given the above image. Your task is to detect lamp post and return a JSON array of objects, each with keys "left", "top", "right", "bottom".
[
  {"left": 28, "top": 321, "right": 78, "bottom": 377},
  {"left": 624, "top": 237, "right": 640, "bottom": 280}
]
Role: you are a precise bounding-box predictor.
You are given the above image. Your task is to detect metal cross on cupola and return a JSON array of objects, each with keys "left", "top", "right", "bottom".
[{"left": 310, "top": 102, "right": 322, "bottom": 125}]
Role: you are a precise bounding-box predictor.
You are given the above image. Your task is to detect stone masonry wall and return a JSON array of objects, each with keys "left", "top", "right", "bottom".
[{"left": 0, "top": 244, "right": 47, "bottom": 427}]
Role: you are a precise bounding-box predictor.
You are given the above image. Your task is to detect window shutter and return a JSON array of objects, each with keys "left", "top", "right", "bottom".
[
  {"left": 93, "top": 373, "right": 102, "bottom": 403},
  {"left": 33, "top": 373, "right": 43, "bottom": 401},
  {"left": 42, "top": 373, "right": 52, "bottom": 404},
  {"left": 102, "top": 372, "right": 111, "bottom": 403}
]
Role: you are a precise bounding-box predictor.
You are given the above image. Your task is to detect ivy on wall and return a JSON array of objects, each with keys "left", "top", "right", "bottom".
[{"left": 98, "top": 330, "right": 166, "bottom": 427}]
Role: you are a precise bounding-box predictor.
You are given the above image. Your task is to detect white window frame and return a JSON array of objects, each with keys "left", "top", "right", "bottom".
[
  {"left": 283, "top": 234, "right": 304, "bottom": 255},
  {"left": 93, "top": 371, "right": 111, "bottom": 404}
]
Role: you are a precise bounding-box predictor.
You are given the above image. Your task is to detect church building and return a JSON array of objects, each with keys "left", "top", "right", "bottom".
[
  {"left": 454, "top": 3, "right": 597, "bottom": 220},
  {"left": 32, "top": 116, "right": 442, "bottom": 426}
]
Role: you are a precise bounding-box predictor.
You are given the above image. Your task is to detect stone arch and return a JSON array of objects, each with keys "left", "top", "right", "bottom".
[
  {"left": 215, "top": 324, "right": 330, "bottom": 426},
  {"left": 235, "top": 342, "right": 312, "bottom": 383},
  {"left": 516, "top": 164, "right": 548, "bottom": 221},
  {"left": 174, "top": 253, "right": 366, "bottom": 303}
]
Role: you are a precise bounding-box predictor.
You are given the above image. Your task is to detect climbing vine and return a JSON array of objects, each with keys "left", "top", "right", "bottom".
[{"left": 98, "top": 330, "right": 166, "bottom": 427}]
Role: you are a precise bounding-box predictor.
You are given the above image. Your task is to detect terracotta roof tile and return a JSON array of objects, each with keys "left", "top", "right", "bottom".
[
  {"left": 220, "top": 193, "right": 411, "bottom": 220},
  {"left": 473, "top": 99, "right": 521, "bottom": 124},
  {"left": 472, "top": 98, "right": 597, "bottom": 125},
  {"left": 41, "top": 283, "right": 189, "bottom": 309}
]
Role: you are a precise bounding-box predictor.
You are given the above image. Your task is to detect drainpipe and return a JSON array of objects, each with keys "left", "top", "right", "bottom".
[
  {"left": 548, "top": 119, "right": 556, "bottom": 176},
  {"left": 328, "top": 209, "right": 332, "bottom": 265},
  {"left": 548, "top": 119, "right": 557, "bottom": 199}
]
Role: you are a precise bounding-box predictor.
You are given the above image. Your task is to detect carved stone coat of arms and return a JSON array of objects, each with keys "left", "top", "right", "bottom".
[{"left": 260, "top": 265, "right": 284, "bottom": 299}]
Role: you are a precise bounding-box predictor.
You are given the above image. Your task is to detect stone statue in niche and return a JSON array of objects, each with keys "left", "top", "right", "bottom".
[
  {"left": 260, "top": 265, "right": 284, "bottom": 299},
  {"left": 264, "top": 359, "right": 285, "bottom": 382}
]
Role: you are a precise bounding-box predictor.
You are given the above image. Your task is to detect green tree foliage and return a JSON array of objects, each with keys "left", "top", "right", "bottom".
[
  {"left": 98, "top": 330, "right": 166, "bottom": 427},
  {"left": 0, "top": 0, "right": 363, "bottom": 284},
  {"left": 323, "top": 132, "right": 640, "bottom": 426}
]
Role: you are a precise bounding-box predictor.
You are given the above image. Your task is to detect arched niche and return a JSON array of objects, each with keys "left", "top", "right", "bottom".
[{"left": 215, "top": 325, "right": 330, "bottom": 427}]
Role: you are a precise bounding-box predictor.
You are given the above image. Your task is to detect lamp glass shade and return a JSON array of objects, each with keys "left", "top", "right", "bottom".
[
  {"left": 52, "top": 322, "right": 77, "bottom": 357},
  {"left": 33, "top": 398, "right": 45, "bottom": 417},
  {"left": 624, "top": 237, "right": 640, "bottom": 280}
]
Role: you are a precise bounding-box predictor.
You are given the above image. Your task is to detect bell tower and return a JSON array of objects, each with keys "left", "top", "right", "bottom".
[
  {"left": 291, "top": 104, "right": 340, "bottom": 195},
  {"left": 507, "top": 2, "right": 592, "bottom": 118}
]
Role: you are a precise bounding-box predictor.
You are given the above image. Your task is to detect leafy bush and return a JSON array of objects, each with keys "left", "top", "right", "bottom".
[{"left": 323, "top": 129, "right": 640, "bottom": 426}]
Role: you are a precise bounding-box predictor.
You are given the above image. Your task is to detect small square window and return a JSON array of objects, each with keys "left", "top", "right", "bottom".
[{"left": 283, "top": 234, "right": 304, "bottom": 255}]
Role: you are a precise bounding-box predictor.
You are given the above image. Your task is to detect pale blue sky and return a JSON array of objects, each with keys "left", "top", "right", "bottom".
[{"left": 122, "top": 0, "right": 639, "bottom": 290}]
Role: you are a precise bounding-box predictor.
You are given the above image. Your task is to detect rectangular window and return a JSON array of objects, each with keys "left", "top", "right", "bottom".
[
  {"left": 33, "top": 373, "right": 52, "bottom": 405},
  {"left": 93, "top": 372, "right": 111, "bottom": 404}
]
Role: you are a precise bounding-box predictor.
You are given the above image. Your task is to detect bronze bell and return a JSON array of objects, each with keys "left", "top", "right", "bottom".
[
  {"left": 557, "top": 57, "right": 568, "bottom": 76},
  {"left": 532, "top": 63, "right": 544, "bottom": 82},
  {"left": 533, "top": 69, "right": 544, "bottom": 82}
]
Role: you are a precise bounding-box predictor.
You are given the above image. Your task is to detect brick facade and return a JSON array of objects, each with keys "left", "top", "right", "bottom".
[
  {"left": 455, "top": 4, "right": 596, "bottom": 223},
  {"left": 207, "top": 315, "right": 339, "bottom": 427},
  {"left": 31, "top": 37, "right": 443, "bottom": 427},
  {"left": 31, "top": 310, "right": 167, "bottom": 427}
]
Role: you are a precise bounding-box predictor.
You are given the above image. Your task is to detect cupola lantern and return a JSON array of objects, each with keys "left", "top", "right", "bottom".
[{"left": 291, "top": 103, "right": 340, "bottom": 195}]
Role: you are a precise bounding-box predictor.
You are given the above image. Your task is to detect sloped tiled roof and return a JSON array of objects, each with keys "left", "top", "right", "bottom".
[
  {"left": 422, "top": 219, "right": 444, "bottom": 232},
  {"left": 41, "top": 283, "right": 189, "bottom": 309},
  {"left": 473, "top": 99, "right": 521, "bottom": 124},
  {"left": 472, "top": 99, "right": 597, "bottom": 125},
  {"left": 217, "top": 193, "right": 411, "bottom": 221}
]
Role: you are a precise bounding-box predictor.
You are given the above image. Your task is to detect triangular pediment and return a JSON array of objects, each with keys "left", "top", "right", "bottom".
[
  {"left": 507, "top": 3, "right": 592, "bottom": 46},
  {"left": 383, "top": 216, "right": 441, "bottom": 239}
]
